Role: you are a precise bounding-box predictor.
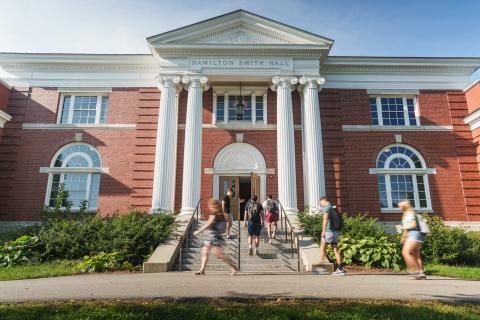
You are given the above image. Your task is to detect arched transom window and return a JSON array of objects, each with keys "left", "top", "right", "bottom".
[
  {"left": 45, "top": 143, "right": 102, "bottom": 210},
  {"left": 371, "top": 144, "right": 433, "bottom": 211}
]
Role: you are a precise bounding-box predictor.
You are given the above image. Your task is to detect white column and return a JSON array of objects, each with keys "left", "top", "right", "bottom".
[
  {"left": 151, "top": 75, "right": 181, "bottom": 213},
  {"left": 180, "top": 75, "right": 209, "bottom": 214},
  {"left": 299, "top": 76, "right": 326, "bottom": 211},
  {"left": 272, "top": 76, "right": 298, "bottom": 214}
]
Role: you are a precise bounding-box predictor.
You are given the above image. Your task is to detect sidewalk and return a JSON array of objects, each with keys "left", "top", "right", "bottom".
[{"left": 0, "top": 272, "right": 479, "bottom": 303}]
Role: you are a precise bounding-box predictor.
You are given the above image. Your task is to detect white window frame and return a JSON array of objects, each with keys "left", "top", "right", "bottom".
[
  {"left": 370, "top": 144, "right": 433, "bottom": 212},
  {"left": 370, "top": 96, "right": 420, "bottom": 126},
  {"left": 57, "top": 94, "right": 109, "bottom": 125},
  {"left": 44, "top": 143, "right": 103, "bottom": 211},
  {"left": 212, "top": 86, "right": 267, "bottom": 125}
]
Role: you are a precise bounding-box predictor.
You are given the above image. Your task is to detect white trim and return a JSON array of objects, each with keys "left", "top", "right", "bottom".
[
  {"left": 464, "top": 108, "right": 480, "bottom": 130},
  {"left": 263, "top": 93, "right": 268, "bottom": 124},
  {"left": 0, "top": 109, "right": 12, "bottom": 128},
  {"left": 367, "top": 89, "right": 419, "bottom": 95},
  {"left": 464, "top": 79, "right": 480, "bottom": 92},
  {"left": 369, "top": 96, "right": 420, "bottom": 127},
  {"left": 57, "top": 94, "right": 110, "bottom": 125},
  {"left": 39, "top": 167, "right": 108, "bottom": 174},
  {"left": 212, "top": 92, "right": 217, "bottom": 124},
  {"left": 342, "top": 125, "right": 453, "bottom": 132},
  {"left": 381, "top": 208, "right": 434, "bottom": 214},
  {"left": 23, "top": 123, "right": 136, "bottom": 130},
  {"left": 179, "top": 123, "right": 302, "bottom": 130},
  {"left": 369, "top": 168, "right": 436, "bottom": 175},
  {"left": 58, "top": 87, "right": 112, "bottom": 93}
]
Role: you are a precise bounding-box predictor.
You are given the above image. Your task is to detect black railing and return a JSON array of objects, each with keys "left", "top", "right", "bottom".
[
  {"left": 277, "top": 200, "right": 301, "bottom": 272},
  {"left": 237, "top": 216, "right": 241, "bottom": 271},
  {"left": 178, "top": 199, "right": 202, "bottom": 271}
]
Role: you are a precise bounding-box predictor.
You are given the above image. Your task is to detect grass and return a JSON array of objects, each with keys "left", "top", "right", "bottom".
[
  {"left": 425, "top": 264, "right": 480, "bottom": 280},
  {"left": 0, "top": 260, "right": 79, "bottom": 281},
  {"left": 0, "top": 299, "right": 479, "bottom": 320}
]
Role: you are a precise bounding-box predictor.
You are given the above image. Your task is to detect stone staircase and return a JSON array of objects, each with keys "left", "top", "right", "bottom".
[{"left": 173, "top": 219, "right": 300, "bottom": 273}]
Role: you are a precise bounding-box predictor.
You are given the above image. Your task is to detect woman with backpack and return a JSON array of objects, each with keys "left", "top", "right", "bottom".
[
  {"left": 262, "top": 194, "right": 279, "bottom": 244},
  {"left": 193, "top": 198, "right": 237, "bottom": 276},
  {"left": 399, "top": 200, "right": 426, "bottom": 279},
  {"left": 244, "top": 195, "right": 264, "bottom": 255}
]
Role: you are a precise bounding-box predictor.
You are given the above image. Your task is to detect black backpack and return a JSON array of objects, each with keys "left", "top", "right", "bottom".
[
  {"left": 329, "top": 207, "right": 343, "bottom": 231},
  {"left": 248, "top": 203, "right": 261, "bottom": 223}
]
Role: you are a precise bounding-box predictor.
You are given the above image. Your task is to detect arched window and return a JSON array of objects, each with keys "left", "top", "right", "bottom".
[
  {"left": 373, "top": 144, "right": 432, "bottom": 211},
  {"left": 45, "top": 143, "right": 102, "bottom": 210}
]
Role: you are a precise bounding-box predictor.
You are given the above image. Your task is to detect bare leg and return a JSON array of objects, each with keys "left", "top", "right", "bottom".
[
  {"left": 402, "top": 241, "right": 420, "bottom": 272},
  {"left": 413, "top": 245, "right": 424, "bottom": 271},
  {"left": 211, "top": 245, "right": 237, "bottom": 275},
  {"left": 332, "top": 244, "right": 342, "bottom": 266},
  {"left": 267, "top": 222, "right": 272, "bottom": 242},
  {"left": 198, "top": 245, "right": 211, "bottom": 273},
  {"left": 255, "top": 235, "right": 260, "bottom": 248},
  {"left": 319, "top": 242, "right": 326, "bottom": 262},
  {"left": 272, "top": 221, "right": 277, "bottom": 239},
  {"left": 226, "top": 218, "right": 232, "bottom": 238}
]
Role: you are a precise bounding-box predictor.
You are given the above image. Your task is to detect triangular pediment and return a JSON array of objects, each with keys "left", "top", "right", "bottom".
[{"left": 147, "top": 10, "right": 334, "bottom": 48}]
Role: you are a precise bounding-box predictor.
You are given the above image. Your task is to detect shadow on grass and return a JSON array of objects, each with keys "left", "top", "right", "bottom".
[{"left": 0, "top": 299, "right": 479, "bottom": 320}]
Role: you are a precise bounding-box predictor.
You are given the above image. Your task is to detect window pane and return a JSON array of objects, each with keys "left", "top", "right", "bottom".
[
  {"left": 99, "top": 97, "right": 109, "bottom": 124},
  {"left": 60, "top": 96, "right": 71, "bottom": 124},
  {"left": 89, "top": 173, "right": 101, "bottom": 208},
  {"left": 377, "top": 176, "right": 388, "bottom": 208},
  {"left": 406, "top": 98, "right": 417, "bottom": 125},
  {"left": 381, "top": 97, "right": 405, "bottom": 126},
  {"left": 49, "top": 174, "right": 62, "bottom": 207},
  {"left": 388, "top": 157, "right": 411, "bottom": 169},
  {"left": 370, "top": 98, "right": 378, "bottom": 125},
  {"left": 417, "top": 175, "right": 428, "bottom": 208},
  {"left": 256, "top": 96, "right": 264, "bottom": 122},
  {"left": 216, "top": 95, "right": 224, "bottom": 123},
  {"left": 72, "top": 96, "right": 98, "bottom": 124},
  {"left": 63, "top": 173, "right": 89, "bottom": 207},
  {"left": 390, "top": 175, "right": 415, "bottom": 208}
]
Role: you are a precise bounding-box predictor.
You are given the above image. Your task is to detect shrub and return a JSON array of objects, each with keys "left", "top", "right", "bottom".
[
  {"left": 328, "top": 236, "right": 402, "bottom": 270},
  {"left": 422, "top": 215, "right": 480, "bottom": 266},
  {"left": 0, "top": 235, "right": 41, "bottom": 267},
  {"left": 77, "top": 252, "right": 132, "bottom": 273},
  {"left": 35, "top": 210, "right": 175, "bottom": 266}
]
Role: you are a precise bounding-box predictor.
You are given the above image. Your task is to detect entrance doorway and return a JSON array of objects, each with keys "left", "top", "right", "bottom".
[{"left": 219, "top": 173, "right": 260, "bottom": 221}]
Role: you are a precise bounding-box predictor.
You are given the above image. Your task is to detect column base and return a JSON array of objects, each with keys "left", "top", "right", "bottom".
[
  {"left": 283, "top": 207, "right": 299, "bottom": 215},
  {"left": 149, "top": 208, "right": 173, "bottom": 214}
]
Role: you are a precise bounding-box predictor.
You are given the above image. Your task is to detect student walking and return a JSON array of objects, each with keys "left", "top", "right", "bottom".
[
  {"left": 222, "top": 187, "right": 234, "bottom": 239},
  {"left": 193, "top": 198, "right": 237, "bottom": 276},
  {"left": 399, "top": 200, "right": 426, "bottom": 279},
  {"left": 318, "top": 197, "right": 345, "bottom": 275},
  {"left": 262, "top": 195, "right": 279, "bottom": 244},
  {"left": 244, "top": 195, "right": 264, "bottom": 255}
]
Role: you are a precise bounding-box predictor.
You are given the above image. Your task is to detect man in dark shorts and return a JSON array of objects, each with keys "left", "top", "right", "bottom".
[
  {"left": 318, "top": 197, "right": 345, "bottom": 275},
  {"left": 244, "top": 195, "right": 264, "bottom": 255},
  {"left": 222, "top": 187, "right": 234, "bottom": 239}
]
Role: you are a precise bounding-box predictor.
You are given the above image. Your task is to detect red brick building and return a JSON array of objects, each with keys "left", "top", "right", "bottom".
[{"left": 1, "top": 10, "right": 480, "bottom": 229}]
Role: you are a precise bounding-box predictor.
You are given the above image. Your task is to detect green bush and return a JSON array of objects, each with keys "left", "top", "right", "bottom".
[
  {"left": 328, "top": 236, "right": 402, "bottom": 269},
  {"left": 0, "top": 235, "right": 41, "bottom": 267},
  {"left": 77, "top": 252, "right": 132, "bottom": 273},
  {"left": 35, "top": 211, "right": 175, "bottom": 266},
  {"left": 422, "top": 215, "right": 480, "bottom": 266}
]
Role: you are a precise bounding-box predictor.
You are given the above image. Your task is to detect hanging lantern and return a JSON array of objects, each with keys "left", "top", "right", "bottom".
[{"left": 235, "top": 82, "right": 245, "bottom": 120}]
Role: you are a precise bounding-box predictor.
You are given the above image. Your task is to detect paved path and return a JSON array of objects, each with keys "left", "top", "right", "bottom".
[{"left": 1, "top": 273, "right": 479, "bottom": 303}]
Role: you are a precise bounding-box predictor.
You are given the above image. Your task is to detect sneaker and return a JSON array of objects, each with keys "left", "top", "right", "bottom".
[
  {"left": 226, "top": 235, "right": 232, "bottom": 240},
  {"left": 332, "top": 268, "right": 345, "bottom": 276},
  {"left": 419, "top": 273, "right": 427, "bottom": 279},
  {"left": 268, "top": 239, "right": 272, "bottom": 244},
  {"left": 249, "top": 247, "right": 253, "bottom": 256}
]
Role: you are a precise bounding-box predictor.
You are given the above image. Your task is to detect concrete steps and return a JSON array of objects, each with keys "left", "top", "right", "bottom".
[{"left": 173, "top": 220, "right": 301, "bottom": 273}]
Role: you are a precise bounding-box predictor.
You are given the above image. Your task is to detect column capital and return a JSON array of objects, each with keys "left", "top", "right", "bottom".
[
  {"left": 181, "top": 75, "right": 209, "bottom": 91},
  {"left": 271, "top": 76, "right": 298, "bottom": 92},
  {"left": 156, "top": 75, "right": 181, "bottom": 91},
  {"left": 298, "top": 76, "right": 326, "bottom": 91}
]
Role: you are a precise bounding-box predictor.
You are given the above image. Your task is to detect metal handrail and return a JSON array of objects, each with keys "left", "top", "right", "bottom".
[
  {"left": 237, "top": 216, "right": 241, "bottom": 271},
  {"left": 277, "top": 200, "right": 301, "bottom": 272},
  {"left": 178, "top": 199, "right": 202, "bottom": 271}
]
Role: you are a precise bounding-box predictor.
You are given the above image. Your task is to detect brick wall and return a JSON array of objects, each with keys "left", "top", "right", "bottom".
[{"left": 0, "top": 82, "right": 10, "bottom": 142}]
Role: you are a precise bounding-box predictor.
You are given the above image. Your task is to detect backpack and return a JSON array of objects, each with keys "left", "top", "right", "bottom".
[
  {"left": 265, "top": 199, "right": 278, "bottom": 214},
  {"left": 328, "top": 206, "right": 343, "bottom": 231},
  {"left": 248, "top": 203, "right": 261, "bottom": 223},
  {"left": 415, "top": 214, "right": 430, "bottom": 235}
]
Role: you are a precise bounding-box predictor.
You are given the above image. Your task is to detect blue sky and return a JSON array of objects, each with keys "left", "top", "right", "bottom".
[{"left": 1, "top": 0, "right": 479, "bottom": 57}]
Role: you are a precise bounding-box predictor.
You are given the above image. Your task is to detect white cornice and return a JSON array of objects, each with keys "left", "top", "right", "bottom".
[
  {"left": 343, "top": 125, "right": 453, "bottom": 132},
  {"left": 464, "top": 108, "right": 480, "bottom": 130},
  {"left": 0, "top": 109, "right": 12, "bottom": 128}
]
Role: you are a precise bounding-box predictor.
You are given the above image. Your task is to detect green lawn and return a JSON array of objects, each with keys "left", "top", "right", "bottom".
[
  {"left": 0, "top": 260, "right": 79, "bottom": 281},
  {"left": 425, "top": 264, "right": 480, "bottom": 280},
  {"left": 0, "top": 300, "right": 478, "bottom": 320}
]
